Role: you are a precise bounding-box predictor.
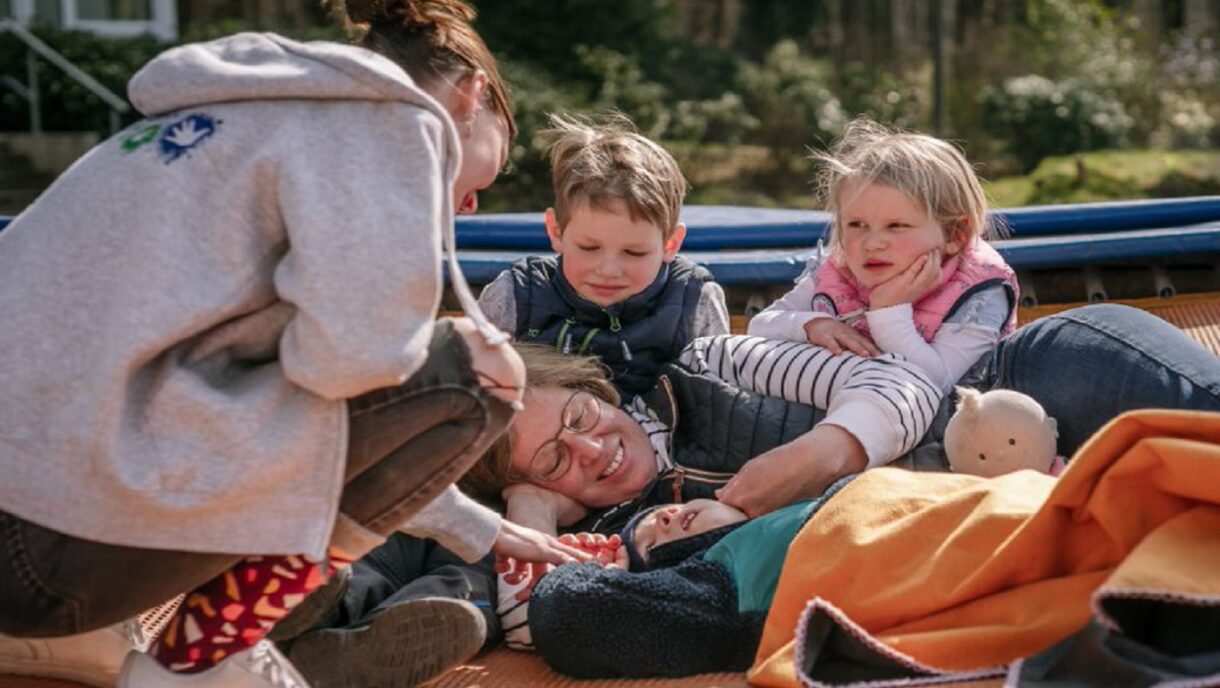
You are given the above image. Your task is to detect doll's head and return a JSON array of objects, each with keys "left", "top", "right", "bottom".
[{"left": 944, "top": 387, "right": 1059, "bottom": 478}]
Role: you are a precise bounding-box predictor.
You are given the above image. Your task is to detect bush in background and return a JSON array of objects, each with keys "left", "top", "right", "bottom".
[
  {"left": 667, "top": 92, "right": 758, "bottom": 146},
  {"left": 1155, "top": 33, "right": 1219, "bottom": 148},
  {"left": 981, "top": 75, "right": 1133, "bottom": 173},
  {"left": 836, "top": 62, "right": 929, "bottom": 133},
  {"left": 0, "top": 28, "right": 166, "bottom": 135},
  {"left": 734, "top": 40, "right": 845, "bottom": 166}
]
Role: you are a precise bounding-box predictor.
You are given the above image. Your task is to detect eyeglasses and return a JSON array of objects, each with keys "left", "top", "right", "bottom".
[{"left": 525, "top": 391, "right": 602, "bottom": 483}]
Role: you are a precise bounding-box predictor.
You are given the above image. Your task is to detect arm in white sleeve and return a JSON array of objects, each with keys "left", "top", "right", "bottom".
[
  {"left": 679, "top": 334, "right": 942, "bottom": 466},
  {"left": 745, "top": 272, "right": 821, "bottom": 342},
  {"left": 275, "top": 105, "right": 448, "bottom": 400},
  {"left": 866, "top": 285, "right": 1010, "bottom": 393},
  {"left": 476, "top": 270, "right": 519, "bottom": 335},
  {"left": 690, "top": 281, "right": 731, "bottom": 337},
  {"left": 400, "top": 485, "right": 503, "bottom": 563}
]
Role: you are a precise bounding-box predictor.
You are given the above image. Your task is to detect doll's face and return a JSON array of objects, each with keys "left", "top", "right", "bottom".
[
  {"left": 630, "top": 499, "right": 747, "bottom": 562},
  {"left": 945, "top": 390, "right": 1059, "bottom": 478}
]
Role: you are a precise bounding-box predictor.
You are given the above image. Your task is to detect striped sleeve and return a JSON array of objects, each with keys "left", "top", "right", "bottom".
[{"left": 678, "top": 335, "right": 942, "bottom": 466}]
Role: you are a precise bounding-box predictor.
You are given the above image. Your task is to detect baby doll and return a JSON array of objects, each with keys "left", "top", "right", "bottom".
[{"left": 945, "top": 387, "right": 1066, "bottom": 478}]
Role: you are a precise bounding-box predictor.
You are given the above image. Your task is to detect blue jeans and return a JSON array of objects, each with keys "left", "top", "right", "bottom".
[
  {"left": 0, "top": 320, "right": 514, "bottom": 637},
  {"left": 984, "top": 304, "right": 1220, "bottom": 456}
]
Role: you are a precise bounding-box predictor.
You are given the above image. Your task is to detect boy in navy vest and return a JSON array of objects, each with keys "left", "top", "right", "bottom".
[{"left": 477, "top": 112, "right": 729, "bottom": 399}]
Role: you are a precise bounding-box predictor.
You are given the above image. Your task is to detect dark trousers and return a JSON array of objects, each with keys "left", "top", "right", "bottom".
[
  {"left": 0, "top": 320, "right": 513, "bottom": 637},
  {"left": 335, "top": 533, "right": 501, "bottom": 651}
]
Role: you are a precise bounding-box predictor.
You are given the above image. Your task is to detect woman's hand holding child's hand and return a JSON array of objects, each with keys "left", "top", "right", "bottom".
[
  {"left": 495, "top": 533, "right": 623, "bottom": 605},
  {"left": 558, "top": 533, "right": 625, "bottom": 567},
  {"left": 868, "top": 248, "right": 942, "bottom": 310},
  {"left": 492, "top": 520, "right": 591, "bottom": 565},
  {"left": 804, "top": 318, "right": 880, "bottom": 357}
]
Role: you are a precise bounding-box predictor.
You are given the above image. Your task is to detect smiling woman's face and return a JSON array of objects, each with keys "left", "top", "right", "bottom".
[{"left": 507, "top": 387, "right": 658, "bottom": 507}]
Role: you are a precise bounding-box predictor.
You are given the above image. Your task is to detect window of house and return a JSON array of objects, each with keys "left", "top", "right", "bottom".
[
  {"left": 74, "top": 0, "right": 151, "bottom": 20},
  {"left": 61, "top": 0, "right": 176, "bottom": 40}
]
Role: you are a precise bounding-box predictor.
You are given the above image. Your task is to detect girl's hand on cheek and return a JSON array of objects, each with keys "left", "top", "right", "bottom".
[{"left": 869, "top": 248, "right": 942, "bottom": 309}]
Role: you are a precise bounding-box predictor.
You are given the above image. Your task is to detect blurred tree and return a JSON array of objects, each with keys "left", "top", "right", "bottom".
[
  {"left": 668, "top": 0, "right": 741, "bottom": 49},
  {"left": 1182, "top": 0, "right": 1218, "bottom": 35},
  {"left": 470, "top": 0, "right": 677, "bottom": 80},
  {"left": 178, "top": 0, "right": 329, "bottom": 30}
]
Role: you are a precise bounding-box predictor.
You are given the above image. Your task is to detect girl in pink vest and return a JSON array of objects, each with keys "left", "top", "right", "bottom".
[{"left": 750, "top": 118, "right": 1018, "bottom": 393}]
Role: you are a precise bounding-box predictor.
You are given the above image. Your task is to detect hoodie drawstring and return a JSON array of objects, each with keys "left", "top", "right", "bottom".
[{"left": 443, "top": 220, "right": 507, "bottom": 346}]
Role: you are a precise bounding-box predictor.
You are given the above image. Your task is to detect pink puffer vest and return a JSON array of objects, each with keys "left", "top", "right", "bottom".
[{"left": 812, "top": 240, "right": 1019, "bottom": 343}]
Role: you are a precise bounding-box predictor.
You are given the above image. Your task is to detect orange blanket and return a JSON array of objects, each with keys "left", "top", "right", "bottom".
[{"left": 750, "top": 409, "right": 1220, "bottom": 686}]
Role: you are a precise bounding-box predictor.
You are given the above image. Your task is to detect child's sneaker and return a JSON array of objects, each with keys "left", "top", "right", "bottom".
[
  {"left": 0, "top": 622, "right": 139, "bottom": 687},
  {"left": 286, "top": 597, "right": 486, "bottom": 687},
  {"left": 118, "top": 639, "right": 309, "bottom": 688}
]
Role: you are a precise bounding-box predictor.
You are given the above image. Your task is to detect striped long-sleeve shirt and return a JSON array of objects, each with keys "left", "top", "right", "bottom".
[{"left": 679, "top": 335, "right": 943, "bottom": 467}]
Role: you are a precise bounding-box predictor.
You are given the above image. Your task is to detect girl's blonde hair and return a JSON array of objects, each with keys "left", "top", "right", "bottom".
[
  {"left": 813, "top": 117, "right": 1001, "bottom": 255},
  {"left": 333, "top": 0, "right": 516, "bottom": 140},
  {"left": 544, "top": 112, "right": 687, "bottom": 238},
  {"left": 459, "top": 343, "right": 620, "bottom": 503}
]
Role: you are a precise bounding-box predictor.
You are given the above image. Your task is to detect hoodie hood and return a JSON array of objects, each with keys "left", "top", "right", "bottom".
[{"left": 129, "top": 32, "right": 448, "bottom": 120}]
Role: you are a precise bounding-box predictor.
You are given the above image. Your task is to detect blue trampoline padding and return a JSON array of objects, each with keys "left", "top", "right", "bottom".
[
  {"left": 450, "top": 221, "right": 1220, "bottom": 286},
  {"left": 455, "top": 206, "right": 831, "bottom": 250},
  {"left": 455, "top": 197, "right": 1220, "bottom": 250},
  {"left": 3, "top": 197, "right": 1218, "bottom": 249}
]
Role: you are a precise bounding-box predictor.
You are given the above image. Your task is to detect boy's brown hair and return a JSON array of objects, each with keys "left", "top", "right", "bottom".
[{"left": 545, "top": 112, "right": 687, "bottom": 237}]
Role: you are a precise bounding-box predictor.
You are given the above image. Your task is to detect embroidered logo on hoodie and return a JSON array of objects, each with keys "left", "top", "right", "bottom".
[
  {"left": 158, "top": 113, "right": 220, "bottom": 163},
  {"left": 120, "top": 123, "right": 162, "bottom": 153}
]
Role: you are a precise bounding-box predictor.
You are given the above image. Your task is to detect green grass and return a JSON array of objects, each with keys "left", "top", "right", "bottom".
[
  {"left": 671, "top": 145, "right": 1220, "bottom": 210},
  {"left": 984, "top": 149, "right": 1220, "bottom": 208}
]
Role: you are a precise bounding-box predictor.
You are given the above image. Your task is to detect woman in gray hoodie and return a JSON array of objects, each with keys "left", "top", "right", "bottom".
[{"left": 0, "top": 1, "right": 585, "bottom": 685}]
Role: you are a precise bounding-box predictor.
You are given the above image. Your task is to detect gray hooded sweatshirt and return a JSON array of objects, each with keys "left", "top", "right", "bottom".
[{"left": 0, "top": 33, "right": 502, "bottom": 560}]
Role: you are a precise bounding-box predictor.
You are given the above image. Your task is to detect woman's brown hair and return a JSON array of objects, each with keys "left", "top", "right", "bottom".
[
  {"left": 459, "top": 343, "right": 620, "bottom": 503},
  {"left": 333, "top": 0, "right": 516, "bottom": 140}
]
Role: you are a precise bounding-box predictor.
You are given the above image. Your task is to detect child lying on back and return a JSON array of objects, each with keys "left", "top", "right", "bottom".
[{"left": 499, "top": 478, "right": 855, "bottom": 677}]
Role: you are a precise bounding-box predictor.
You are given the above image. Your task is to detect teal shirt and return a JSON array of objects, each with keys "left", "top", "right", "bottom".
[{"left": 701, "top": 499, "right": 816, "bottom": 613}]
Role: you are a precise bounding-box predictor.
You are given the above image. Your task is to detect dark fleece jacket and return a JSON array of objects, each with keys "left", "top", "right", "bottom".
[
  {"left": 529, "top": 556, "right": 765, "bottom": 678},
  {"left": 530, "top": 476, "right": 858, "bottom": 679}
]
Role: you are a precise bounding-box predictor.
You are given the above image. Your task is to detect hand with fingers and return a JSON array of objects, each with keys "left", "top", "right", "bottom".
[
  {"left": 716, "top": 423, "right": 867, "bottom": 518},
  {"left": 502, "top": 483, "right": 589, "bottom": 536},
  {"left": 492, "top": 519, "right": 592, "bottom": 565},
  {"left": 558, "top": 533, "right": 624, "bottom": 567},
  {"left": 449, "top": 316, "right": 525, "bottom": 409},
  {"left": 869, "top": 248, "right": 943, "bottom": 310},
  {"left": 804, "top": 317, "right": 880, "bottom": 357}
]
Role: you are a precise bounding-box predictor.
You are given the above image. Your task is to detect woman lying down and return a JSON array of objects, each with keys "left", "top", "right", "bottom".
[{"left": 508, "top": 419, "right": 1220, "bottom": 688}]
